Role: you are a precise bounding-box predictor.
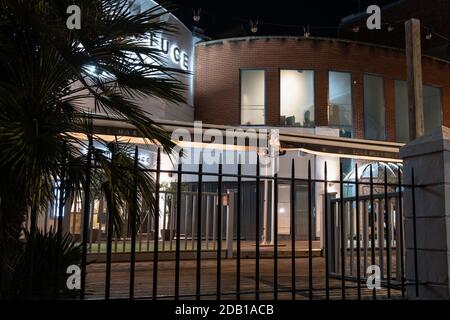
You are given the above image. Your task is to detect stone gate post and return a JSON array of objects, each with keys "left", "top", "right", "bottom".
[{"left": 400, "top": 126, "right": 450, "bottom": 299}]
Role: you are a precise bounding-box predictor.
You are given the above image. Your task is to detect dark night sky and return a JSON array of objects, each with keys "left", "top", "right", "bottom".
[{"left": 168, "top": 0, "right": 399, "bottom": 38}]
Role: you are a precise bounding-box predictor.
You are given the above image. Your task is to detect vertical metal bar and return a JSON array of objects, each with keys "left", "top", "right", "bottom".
[
  {"left": 395, "top": 198, "right": 401, "bottom": 281},
  {"left": 212, "top": 196, "right": 217, "bottom": 251},
  {"left": 129, "top": 146, "right": 139, "bottom": 299},
  {"left": 71, "top": 205, "right": 76, "bottom": 235},
  {"left": 89, "top": 200, "right": 95, "bottom": 253},
  {"left": 363, "top": 201, "right": 368, "bottom": 272},
  {"left": 105, "top": 144, "right": 115, "bottom": 300},
  {"left": 80, "top": 136, "right": 93, "bottom": 300},
  {"left": 149, "top": 204, "right": 154, "bottom": 251},
  {"left": 384, "top": 169, "right": 391, "bottom": 298},
  {"left": 411, "top": 168, "right": 419, "bottom": 297},
  {"left": 54, "top": 144, "right": 67, "bottom": 298},
  {"left": 122, "top": 204, "right": 127, "bottom": 253},
  {"left": 236, "top": 160, "right": 242, "bottom": 300},
  {"left": 273, "top": 172, "right": 278, "bottom": 300},
  {"left": 98, "top": 195, "right": 103, "bottom": 254},
  {"left": 175, "top": 154, "right": 182, "bottom": 300},
  {"left": 206, "top": 196, "right": 210, "bottom": 250},
  {"left": 369, "top": 164, "right": 376, "bottom": 299},
  {"left": 152, "top": 148, "right": 161, "bottom": 300},
  {"left": 308, "top": 160, "right": 313, "bottom": 300},
  {"left": 192, "top": 195, "right": 196, "bottom": 250},
  {"left": 216, "top": 159, "right": 223, "bottom": 300},
  {"left": 196, "top": 158, "right": 203, "bottom": 300},
  {"left": 27, "top": 206, "right": 37, "bottom": 298},
  {"left": 378, "top": 200, "right": 384, "bottom": 279},
  {"left": 355, "top": 164, "right": 361, "bottom": 300},
  {"left": 398, "top": 167, "right": 406, "bottom": 298},
  {"left": 339, "top": 162, "right": 346, "bottom": 299},
  {"left": 255, "top": 156, "right": 261, "bottom": 300},
  {"left": 184, "top": 194, "right": 189, "bottom": 251},
  {"left": 334, "top": 203, "right": 339, "bottom": 273},
  {"left": 44, "top": 204, "right": 49, "bottom": 234},
  {"left": 169, "top": 196, "right": 175, "bottom": 251},
  {"left": 114, "top": 220, "right": 118, "bottom": 254},
  {"left": 138, "top": 207, "right": 142, "bottom": 253},
  {"left": 349, "top": 202, "right": 354, "bottom": 275},
  {"left": 161, "top": 196, "right": 166, "bottom": 251},
  {"left": 324, "top": 161, "right": 330, "bottom": 300},
  {"left": 291, "top": 159, "right": 296, "bottom": 300}
]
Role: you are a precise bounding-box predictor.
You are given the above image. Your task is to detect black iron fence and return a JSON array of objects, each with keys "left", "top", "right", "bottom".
[{"left": 27, "top": 147, "right": 420, "bottom": 300}]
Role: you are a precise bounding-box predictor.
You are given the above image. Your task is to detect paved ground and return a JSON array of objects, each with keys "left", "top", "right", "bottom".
[{"left": 85, "top": 256, "right": 403, "bottom": 300}]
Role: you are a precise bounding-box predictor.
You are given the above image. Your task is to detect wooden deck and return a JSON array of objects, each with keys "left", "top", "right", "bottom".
[{"left": 85, "top": 254, "right": 403, "bottom": 300}]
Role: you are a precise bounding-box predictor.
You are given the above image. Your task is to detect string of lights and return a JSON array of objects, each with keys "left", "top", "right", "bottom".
[
  {"left": 173, "top": 4, "right": 449, "bottom": 44},
  {"left": 420, "top": 23, "right": 450, "bottom": 43}
]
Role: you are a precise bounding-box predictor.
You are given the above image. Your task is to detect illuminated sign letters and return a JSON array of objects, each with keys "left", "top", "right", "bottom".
[{"left": 150, "top": 33, "right": 190, "bottom": 70}]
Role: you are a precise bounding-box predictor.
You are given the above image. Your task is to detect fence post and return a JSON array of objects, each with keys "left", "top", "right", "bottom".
[
  {"left": 400, "top": 126, "right": 450, "bottom": 299},
  {"left": 325, "top": 192, "right": 337, "bottom": 273},
  {"left": 226, "top": 191, "right": 235, "bottom": 259}
]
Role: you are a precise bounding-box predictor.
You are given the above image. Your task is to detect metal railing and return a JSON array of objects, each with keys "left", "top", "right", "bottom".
[{"left": 28, "top": 148, "right": 419, "bottom": 300}]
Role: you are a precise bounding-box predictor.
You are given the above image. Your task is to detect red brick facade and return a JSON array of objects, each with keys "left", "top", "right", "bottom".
[{"left": 194, "top": 37, "right": 450, "bottom": 140}]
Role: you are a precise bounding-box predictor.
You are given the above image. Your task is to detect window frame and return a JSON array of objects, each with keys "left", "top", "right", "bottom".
[
  {"left": 363, "top": 73, "right": 387, "bottom": 141},
  {"left": 239, "top": 68, "right": 268, "bottom": 126},
  {"left": 278, "top": 68, "right": 316, "bottom": 128},
  {"left": 327, "top": 70, "right": 354, "bottom": 137},
  {"left": 393, "top": 79, "right": 444, "bottom": 142},
  {"left": 422, "top": 83, "right": 444, "bottom": 133}
]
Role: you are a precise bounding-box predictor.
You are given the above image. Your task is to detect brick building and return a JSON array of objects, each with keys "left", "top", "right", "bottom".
[
  {"left": 83, "top": 1, "right": 450, "bottom": 245},
  {"left": 194, "top": 36, "right": 450, "bottom": 143}
]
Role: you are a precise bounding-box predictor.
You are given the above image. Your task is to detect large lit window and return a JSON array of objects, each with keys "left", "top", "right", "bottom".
[
  {"left": 364, "top": 74, "right": 386, "bottom": 141},
  {"left": 241, "top": 70, "right": 266, "bottom": 125},
  {"left": 280, "top": 70, "right": 315, "bottom": 127},
  {"left": 328, "top": 71, "right": 352, "bottom": 137},
  {"left": 395, "top": 81, "right": 442, "bottom": 142}
]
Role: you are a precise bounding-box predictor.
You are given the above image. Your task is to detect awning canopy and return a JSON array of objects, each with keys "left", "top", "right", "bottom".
[{"left": 86, "top": 116, "right": 403, "bottom": 162}]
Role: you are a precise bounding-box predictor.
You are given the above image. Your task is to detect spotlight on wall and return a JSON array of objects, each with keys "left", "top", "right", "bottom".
[
  {"left": 193, "top": 8, "right": 201, "bottom": 22},
  {"left": 250, "top": 20, "right": 259, "bottom": 33},
  {"left": 387, "top": 24, "right": 394, "bottom": 32},
  {"left": 303, "top": 26, "right": 311, "bottom": 38},
  {"left": 426, "top": 32, "right": 433, "bottom": 40},
  {"left": 352, "top": 26, "right": 360, "bottom": 33}
]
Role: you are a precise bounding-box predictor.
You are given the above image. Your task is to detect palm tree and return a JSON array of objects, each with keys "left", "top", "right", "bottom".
[{"left": 0, "top": 0, "right": 185, "bottom": 298}]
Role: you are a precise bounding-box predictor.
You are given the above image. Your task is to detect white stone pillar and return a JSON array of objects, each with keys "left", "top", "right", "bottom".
[{"left": 400, "top": 126, "right": 450, "bottom": 299}]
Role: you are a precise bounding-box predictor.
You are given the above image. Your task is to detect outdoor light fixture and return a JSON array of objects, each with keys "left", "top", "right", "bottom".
[
  {"left": 426, "top": 32, "right": 433, "bottom": 40},
  {"left": 352, "top": 26, "right": 360, "bottom": 33},
  {"left": 303, "top": 26, "right": 311, "bottom": 38},
  {"left": 250, "top": 20, "right": 259, "bottom": 33},
  {"left": 387, "top": 24, "right": 394, "bottom": 32},
  {"left": 193, "top": 8, "right": 201, "bottom": 22}
]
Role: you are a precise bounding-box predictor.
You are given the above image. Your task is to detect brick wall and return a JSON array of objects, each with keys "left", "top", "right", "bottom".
[{"left": 194, "top": 37, "right": 450, "bottom": 142}]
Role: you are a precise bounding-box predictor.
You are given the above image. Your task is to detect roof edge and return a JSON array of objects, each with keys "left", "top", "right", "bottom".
[{"left": 195, "top": 36, "right": 450, "bottom": 65}]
